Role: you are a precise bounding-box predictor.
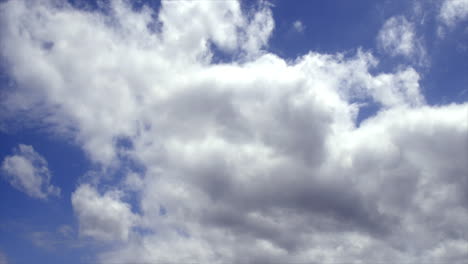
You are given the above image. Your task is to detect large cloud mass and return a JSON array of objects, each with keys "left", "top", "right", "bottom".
[{"left": 0, "top": 0, "right": 467, "bottom": 263}]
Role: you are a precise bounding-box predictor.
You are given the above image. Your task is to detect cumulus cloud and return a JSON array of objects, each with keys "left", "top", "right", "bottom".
[
  {"left": 439, "top": 0, "right": 468, "bottom": 27},
  {"left": 1, "top": 144, "right": 60, "bottom": 199},
  {"left": 0, "top": 0, "right": 467, "bottom": 263},
  {"left": 377, "top": 16, "right": 426, "bottom": 63},
  {"left": 71, "top": 184, "right": 138, "bottom": 241}
]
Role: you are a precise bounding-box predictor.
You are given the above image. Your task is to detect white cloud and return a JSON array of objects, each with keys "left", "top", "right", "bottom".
[
  {"left": 439, "top": 0, "right": 468, "bottom": 27},
  {"left": 377, "top": 16, "right": 426, "bottom": 63},
  {"left": 0, "top": 0, "right": 467, "bottom": 263},
  {"left": 1, "top": 144, "right": 60, "bottom": 199},
  {"left": 71, "top": 184, "right": 138, "bottom": 241},
  {"left": 293, "top": 20, "right": 305, "bottom": 33}
]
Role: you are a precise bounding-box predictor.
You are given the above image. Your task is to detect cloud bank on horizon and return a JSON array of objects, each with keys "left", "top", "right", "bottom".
[{"left": 0, "top": 0, "right": 467, "bottom": 263}]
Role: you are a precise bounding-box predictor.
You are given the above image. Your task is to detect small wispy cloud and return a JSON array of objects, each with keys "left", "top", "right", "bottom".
[
  {"left": 293, "top": 20, "right": 305, "bottom": 33},
  {"left": 1, "top": 144, "right": 60, "bottom": 200},
  {"left": 377, "top": 16, "right": 427, "bottom": 65}
]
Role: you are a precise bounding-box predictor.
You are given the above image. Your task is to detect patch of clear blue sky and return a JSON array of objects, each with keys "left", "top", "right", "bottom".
[{"left": 0, "top": 0, "right": 467, "bottom": 263}]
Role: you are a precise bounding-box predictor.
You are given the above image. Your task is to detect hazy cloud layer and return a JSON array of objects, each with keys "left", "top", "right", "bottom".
[
  {"left": 1, "top": 144, "right": 60, "bottom": 199},
  {"left": 0, "top": 0, "right": 467, "bottom": 263}
]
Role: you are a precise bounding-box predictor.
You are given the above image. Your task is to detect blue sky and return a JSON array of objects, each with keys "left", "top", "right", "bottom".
[{"left": 0, "top": 0, "right": 467, "bottom": 263}]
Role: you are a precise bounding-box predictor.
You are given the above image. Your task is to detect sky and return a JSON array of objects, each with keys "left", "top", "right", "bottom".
[{"left": 0, "top": 0, "right": 467, "bottom": 263}]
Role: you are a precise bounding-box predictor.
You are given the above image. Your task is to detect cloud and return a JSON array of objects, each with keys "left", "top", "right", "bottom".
[
  {"left": 0, "top": 0, "right": 467, "bottom": 263},
  {"left": 293, "top": 20, "right": 305, "bottom": 33},
  {"left": 439, "top": 0, "right": 468, "bottom": 27},
  {"left": 377, "top": 16, "right": 426, "bottom": 63},
  {"left": 27, "top": 225, "right": 79, "bottom": 251},
  {"left": 1, "top": 144, "right": 60, "bottom": 199},
  {"left": 71, "top": 184, "right": 138, "bottom": 241}
]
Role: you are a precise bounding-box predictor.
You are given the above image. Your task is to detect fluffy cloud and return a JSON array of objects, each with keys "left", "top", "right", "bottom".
[
  {"left": 439, "top": 0, "right": 468, "bottom": 27},
  {"left": 71, "top": 184, "right": 138, "bottom": 241},
  {"left": 0, "top": 0, "right": 467, "bottom": 263},
  {"left": 1, "top": 144, "right": 60, "bottom": 199},
  {"left": 377, "top": 16, "right": 426, "bottom": 63}
]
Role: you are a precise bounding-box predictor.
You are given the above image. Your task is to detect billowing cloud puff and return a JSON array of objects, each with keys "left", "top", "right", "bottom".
[
  {"left": 0, "top": 0, "right": 467, "bottom": 263},
  {"left": 1, "top": 144, "right": 60, "bottom": 199},
  {"left": 71, "top": 184, "right": 138, "bottom": 241}
]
